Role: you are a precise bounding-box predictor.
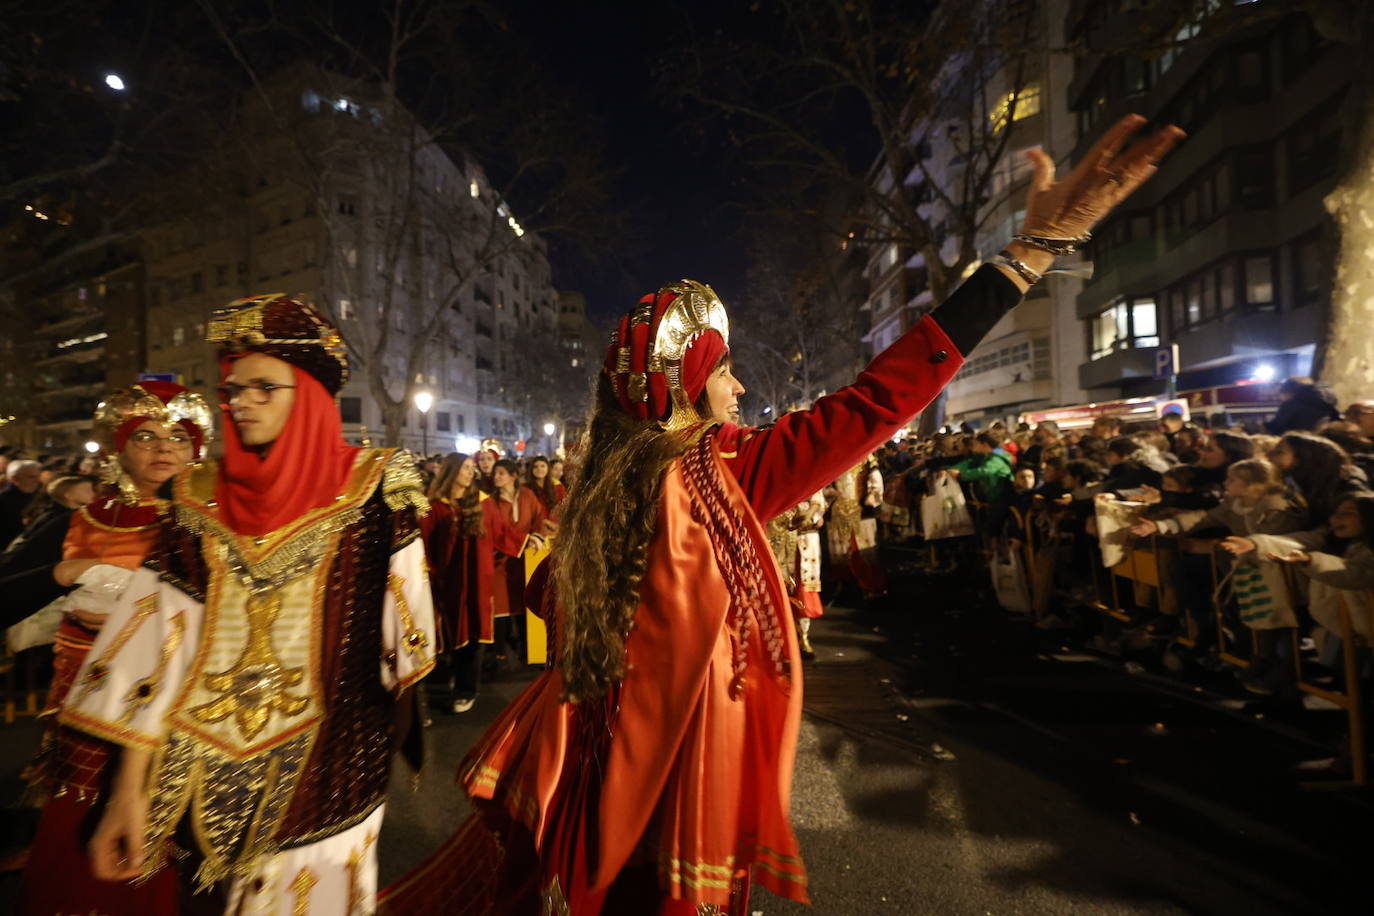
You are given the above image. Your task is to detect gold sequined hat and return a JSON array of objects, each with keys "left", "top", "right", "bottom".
[
  {"left": 603, "top": 280, "right": 730, "bottom": 431},
  {"left": 207, "top": 293, "right": 350, "bottom": 394}
]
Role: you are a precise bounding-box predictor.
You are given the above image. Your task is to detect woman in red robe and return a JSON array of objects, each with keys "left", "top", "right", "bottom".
[
  {"left": 18, "top": 381, "right": 210, "bottom": 915},
  {"left": 380, "top": 115, "right": 1181, "bottom": 915},
  {"left": 422, "top": 452, "right": 528, "bottom": 713},
  {"left": 524, "top": 455, "right": 566, "bottom": 528},
  {"left": 489, "top": 459, "right": 547, "bottom": 659}
]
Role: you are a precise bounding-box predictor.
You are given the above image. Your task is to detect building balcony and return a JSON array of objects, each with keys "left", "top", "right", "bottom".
[
  {"left": 1077, "top": 183, "right": 1333, "bottom": 321},
  {"left": 1174, "top": 307, "right": 1320, "bottom": 369},
  {"left": 34, "top": 344, "right": 105, "bottom": 370},
  {"left": 1078, "top": 347, "right": 1159, "bottom": 390},
  {"left": 35, "top": 379, "right": 104, "bottom": 399},
  {"left": 34, "top": 309, "right": 101, "bottom": 339}
]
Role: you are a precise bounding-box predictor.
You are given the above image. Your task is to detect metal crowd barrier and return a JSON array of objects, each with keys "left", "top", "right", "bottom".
[{"left": 1005, "top": 504, "right": 1370, "bottom": 787}]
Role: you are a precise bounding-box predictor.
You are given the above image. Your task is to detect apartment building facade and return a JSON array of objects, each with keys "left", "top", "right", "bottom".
[{"left": 1069, "top": 4, "right": 1351, "bottom": 402}]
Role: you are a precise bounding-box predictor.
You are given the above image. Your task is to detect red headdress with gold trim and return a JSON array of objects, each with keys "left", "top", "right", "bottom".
[{"left": 602, "top": 279, "right": 730, "bottom": 430}]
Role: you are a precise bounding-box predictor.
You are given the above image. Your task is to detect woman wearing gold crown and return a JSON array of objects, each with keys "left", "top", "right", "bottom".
[
  {"left": 379, "top": 116, "right": 1184, "bottom": 915},
  {"left": 55, "top": 294, "right": 436, "bottom": 914},
  {"left": 18, "top": 380, "right": 210, "bottom": 915}
]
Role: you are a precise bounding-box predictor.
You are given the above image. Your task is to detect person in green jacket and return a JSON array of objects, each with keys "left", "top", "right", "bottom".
[{"left": 948, "top": 431, "right": 1014, "bottom": 503}]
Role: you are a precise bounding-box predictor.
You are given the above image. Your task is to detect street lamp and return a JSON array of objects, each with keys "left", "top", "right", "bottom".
[
  {"left": 414, "top": 391, "right": 433, "bottom": 456},
  {"left": 84, "top": 440, "right": 100, "bottom": 454},
  {"left": 104, "top": 73, "right": 126, "bottom": 91},
  {"left": 542, "top": 421, "right": 556, "bottom": 453}
]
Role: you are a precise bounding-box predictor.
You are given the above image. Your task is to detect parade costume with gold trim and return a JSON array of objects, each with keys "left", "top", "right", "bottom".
[
  {"left": 767, "top": 492, "right": 827, "bottom": 657},
  {"left": 19, "top": 380, "right": 209, "bottom": 916},
  {"left": 58, "top": 295, "right": 436, "bottom": 916},
  {"left": 826, "top": 462, "right": 887, "bottom": 595},
  {"left": 381, "top": 266, "right": 1025, "bottom": 915}
]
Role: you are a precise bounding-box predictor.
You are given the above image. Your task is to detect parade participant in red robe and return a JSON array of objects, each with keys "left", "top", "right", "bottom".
[
  {"left": 422, "top": 452, "right": 529, "bottom": 713},
  {"left": 489, "top": 459, "right": 547, "bottom": 659},
  {"left": 476, "top": 441, "right": 501, "bottom": 495},
  {"left": 58, "top": 294, "right": 435, "bottom": 915},
  {"left": 525, "top": 455, "right": 567, "bottom": 525},
  {"left": 380, "top": 115, "right": 1182, "bottom": 915},
  {"left": 18, "top": 381, "right": 211, "bottom": 915}
]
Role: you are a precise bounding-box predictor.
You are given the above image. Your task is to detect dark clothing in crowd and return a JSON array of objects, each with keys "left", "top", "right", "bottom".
[
  {"left": 0, "top": 486, "right": 36, "bottom": 551},
  {"left": 0, "top": 503, "right": 74, "bottom": 629},
  {"left": 1102, "top": 459, "right": 1163, "bottom": 497},
  {"left": 1266, "top": 385, "right": 1339, "bottom": 434}
]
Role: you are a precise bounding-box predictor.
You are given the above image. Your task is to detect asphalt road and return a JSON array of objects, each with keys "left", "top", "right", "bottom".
[{"left": 1, "top": 560, "right": 1367, "bottom": 914}]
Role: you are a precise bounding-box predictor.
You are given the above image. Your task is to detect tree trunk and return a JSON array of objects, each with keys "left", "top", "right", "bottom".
[{"left": 1319, "top": 51, "right": 1374, "bottom": 405}]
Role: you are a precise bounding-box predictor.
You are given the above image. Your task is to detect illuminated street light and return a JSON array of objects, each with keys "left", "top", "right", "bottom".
[
  {"left": 84, "top": 440, "right": 100, "bottom": 454},
  {"left": 105, "top": 73, "right": 126, "bottom": 91},
  {"left": 1251, "top": 363, "right": 1277, "bottom": 383},
  {"left": 414, "top": 391, "right": 433, "bottom": 456},
  {"left": 542, "top": 422, "right": 556, "bottom": 437}
]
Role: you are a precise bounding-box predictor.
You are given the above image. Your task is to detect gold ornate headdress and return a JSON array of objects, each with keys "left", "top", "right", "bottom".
[
  {"left": 207, "top": 293, "right": 350, "bottom": 394},
  {"left": 605, "top": 279, "right": 731, "bottom": 431},
  {"left": 92, "top": 382, "right": 213, "bottom": 503}
]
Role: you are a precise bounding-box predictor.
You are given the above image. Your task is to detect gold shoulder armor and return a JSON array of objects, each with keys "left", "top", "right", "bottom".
[{"left": 378, "top": 449, "right": 430, "bottom": 517}]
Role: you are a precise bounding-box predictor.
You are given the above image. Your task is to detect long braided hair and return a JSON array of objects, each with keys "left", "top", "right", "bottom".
[
  {"left": 428, "top": 453, "right": 485, "bottom": 538},
  {"left": 552, "top": 374, "right": 690, "bottom": 702}
]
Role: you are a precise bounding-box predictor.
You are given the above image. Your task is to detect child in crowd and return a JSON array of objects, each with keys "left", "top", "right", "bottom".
[
  {"left": 1270, "top": 431, "right": 1368, "bottom": 528},
  {"left": 1224, "top": 493, "right": 1374, "bottom": 702},
  {"left": 1171, "top": 459, "right": 1305, "bottom": 684}
]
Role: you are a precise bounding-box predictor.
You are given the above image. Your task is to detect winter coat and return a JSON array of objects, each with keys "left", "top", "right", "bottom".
[
  {"left": 1155, "top": 492, "right": 1306, "bottom": 539},
  {"left": 1266, "top": 386, "right": 1340, "bottom": 434},
  {"left": 1249, "top": 530, "right": 1374, "bottom": 640},
  {"left": 952, "top": 450, "right": 1014, "bottom": 504}
]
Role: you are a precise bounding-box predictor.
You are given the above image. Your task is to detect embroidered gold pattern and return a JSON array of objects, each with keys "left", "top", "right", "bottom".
[
  {"left": 291, "top": 865, "right": 318, "bottom": 916},
  {"left": 541, "top": 875, "right": 571, "bottom": 916},
  {"left": 387, "top": 574, "right": 429, "bottom": 659},
  {"left": 172, "top": 449, "right": 424, "bottom": 598},
  {"left": 75, "top": 593, "right": 160, "bottom": 703},
  {"left": 119, "top": 611, "right": 186, "bottom": 724},
  {"left": 188, "top": 592, "right": 309, "bottom": 741}
]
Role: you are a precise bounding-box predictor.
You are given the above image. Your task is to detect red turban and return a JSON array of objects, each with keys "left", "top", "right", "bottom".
[{"left": 603, "top": 281, "right": 730, "bottom": 426}]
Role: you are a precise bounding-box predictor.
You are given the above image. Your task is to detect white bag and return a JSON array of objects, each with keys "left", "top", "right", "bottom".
[
  {"left": 991, "top": 547, "right": 1031, "bottom": 614},
  {"left": 922, "top": 476, "right": 975, "bottom": 540},
  {"left": 1094, "top": 499, "right": 1144, "bottom": 567},
  {"left": 7, "top": 600, "right": 63, "bottom": 653}
]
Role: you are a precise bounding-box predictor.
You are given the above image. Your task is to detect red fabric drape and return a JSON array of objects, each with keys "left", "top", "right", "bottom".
[{"left": 215, "top": 362, "right": 358, "bottom": 536}]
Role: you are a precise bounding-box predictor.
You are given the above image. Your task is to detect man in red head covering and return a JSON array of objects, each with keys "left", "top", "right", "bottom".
[
  {"left": 382, "top": 116, "right": 1182, "bottom": 915},
  {"left": 57, "top": 294, "right": 436, "bottom": 914}
]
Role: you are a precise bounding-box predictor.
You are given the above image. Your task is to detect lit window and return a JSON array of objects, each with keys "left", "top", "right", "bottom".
[
  {"left": 172, "top": 326, "right": 185, "bottom": 346},
  {"left": 469, "top": 180, "right": 480, "bottom": 198},
  {"left": 989, "top": 82, "right": 1041, "bottom": 133},
  {"left": 339, "top": 299, "right": 354, "bottom": 320},
  {"left": 886, "top": 244, "right": 899, "bottom": 267}
]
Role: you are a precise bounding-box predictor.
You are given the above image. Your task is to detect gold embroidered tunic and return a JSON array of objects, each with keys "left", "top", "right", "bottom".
[{"left": 59, "top": 448, "right": 436, "bottom": 911}]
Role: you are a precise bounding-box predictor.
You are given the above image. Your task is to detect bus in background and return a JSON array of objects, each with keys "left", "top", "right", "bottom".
[{"left": 1019, "top": 380, "right": 1284, "bottom": 432}]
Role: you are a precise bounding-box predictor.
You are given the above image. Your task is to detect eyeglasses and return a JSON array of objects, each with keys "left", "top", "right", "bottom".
[
  {"left": 217, "top": 381, "right": 297, "bottom": 405},
  {"left": 128, "top": 430, "right": 194, "bottom": 451}
]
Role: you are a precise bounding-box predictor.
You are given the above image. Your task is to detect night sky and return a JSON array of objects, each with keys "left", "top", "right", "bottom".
[{"left": 509, "top": 0, "right": 761, "bottom": 325}]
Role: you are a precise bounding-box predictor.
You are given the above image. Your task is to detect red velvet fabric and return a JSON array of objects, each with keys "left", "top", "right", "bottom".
[{"left": 215, "top": 361, "right": 358, "bottom": 536}]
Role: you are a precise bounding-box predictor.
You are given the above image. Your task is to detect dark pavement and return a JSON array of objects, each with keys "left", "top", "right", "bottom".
[{"left": 1, "top": 554, "right": 1368, "bottom": 914}]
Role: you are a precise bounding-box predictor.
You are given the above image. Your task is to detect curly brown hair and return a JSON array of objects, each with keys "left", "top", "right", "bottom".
[
  {"left": 428, "top": 453, "right": 485, "bottom": 538},
  {"left": 553, "top": 374, "right": 693, "bottom": 702}
]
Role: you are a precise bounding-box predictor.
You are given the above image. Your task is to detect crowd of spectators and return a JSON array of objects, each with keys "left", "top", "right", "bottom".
[{"left": 872, "top": 377, "right": 1374, "bottom": 778}]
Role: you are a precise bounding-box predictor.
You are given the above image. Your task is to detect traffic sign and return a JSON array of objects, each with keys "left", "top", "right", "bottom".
[{"left": 1152, "top": 344, "right": 1179, "bottom": 380}]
